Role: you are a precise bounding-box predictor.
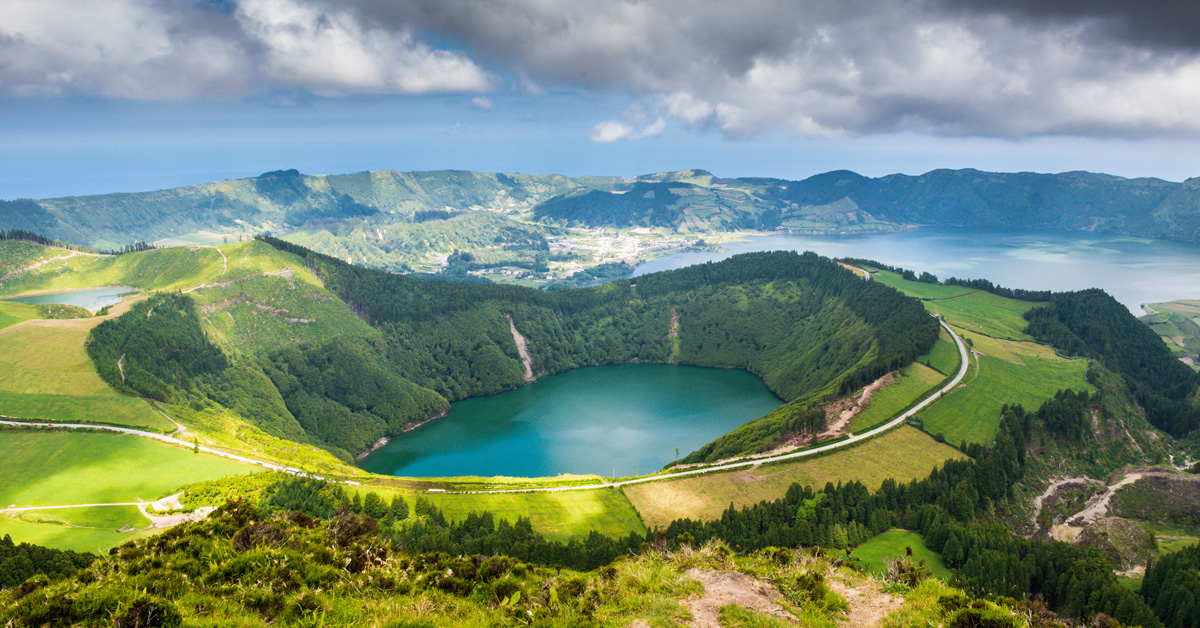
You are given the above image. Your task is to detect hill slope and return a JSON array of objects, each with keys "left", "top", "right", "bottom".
[{"left": 7, "top": 168, "right": 1200, "bottom": 273}]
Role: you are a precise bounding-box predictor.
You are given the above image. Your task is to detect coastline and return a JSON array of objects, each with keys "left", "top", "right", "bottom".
[{"left": 356, "top": 409, "right": 450, "bottom": 461}]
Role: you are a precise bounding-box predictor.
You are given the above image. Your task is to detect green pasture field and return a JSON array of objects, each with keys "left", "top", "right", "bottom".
[
  {"left": 849, "top": 362, "right": 945, "bottom": 433},
  {"left": 925, "top": 329, "right": 962, "bottom": 375},
  {"left": 0, "top": 516, "right": 161, "bottom": 554},
  {"left": 0, "top": 301, "right": 38, "bottom": 331},
  {"left": 353, "top": 487, "right": 647, "bottom": 542},
  {"left": 873, "top": 271, "right": 1037, "bottom": 340},
  {"left": 0, "top": 240, "right": 302, "bottom": 297},
  {"left": 1141, "top": 300, "right": 1200, "bottom": 367},
  {"left": 0, "top": 319, "right": 171, "bottom": 430},
  {"left": 12, "top": 505, "right": 147, "bottom": 530},
  {"left": 1148, "top": 523, "right": 1200, "bottom": 557},
  {"left": 917, "top": 330, "right": 1092, "bottom": 446},
  {"left": 624, "top": 426, "right": 965, "bottom": 529},
  {"left": 850, "top": 529, "right": 951, "bottom": 579},
  {"left": 0, "top": 430, "right": 257, "bottom": 509}
]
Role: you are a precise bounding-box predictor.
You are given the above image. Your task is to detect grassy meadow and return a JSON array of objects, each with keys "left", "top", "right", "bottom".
[
  {"left": 0, "top": 240, "right": 301, "bottom": 297},
  {"left": 850, "top": 529, "right": 951, "bottom": 579},
  {"left": 0, "top": 430, "right": 257, "bottom": 552},
  {"left": 0, "top": 430, "right": 256, "bottom": 508},
  {"left": 849, "top": 362, "right": 945, "bottom": 433},
  {"left": 0, "top": 319, "right": 172, "bottom": 430},
  {"left": 873, "top": 271, "right": 1037, "bottom": 340},
  {"left": 0, "top": 301, "right": 39, "bottom": 331},
  {"left": 624, "top": 426, "right": 965, "bottom": 529},
  {"left": 0, "top": 516, "right": 161, "bottom": 554}
]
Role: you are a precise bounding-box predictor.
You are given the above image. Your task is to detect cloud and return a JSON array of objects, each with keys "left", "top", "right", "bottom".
[
  {"left": 2, "top": 0, "right": 1200, "bottom": 140},
  {"left": 236, "top": 0, "right": 492, "bottom": 96},
  {"left": 590, "top": 117, "right": 666, "bottom": 143},
  {"left": 364, "top": 0, "right": 1200, "bottom": 139},
  {"left": 0, "top": 0, "right": 491, "bottom": 100},
  {"left": 471, "top": 96, "right": 493, "bottom": 110}
]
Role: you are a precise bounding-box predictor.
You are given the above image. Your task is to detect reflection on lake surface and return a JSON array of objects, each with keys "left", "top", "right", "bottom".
[
  {"left": 358, "top": 364, "right": 783, "bottom": 478},
  {"left": 633, "top": 228, "right": 1200, "bottom": 313},
  {"left": 5, "top": 286, "right": 138, "bottom": 311}
]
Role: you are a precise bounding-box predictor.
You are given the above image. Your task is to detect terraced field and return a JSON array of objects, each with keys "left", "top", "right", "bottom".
[{"left": 918, "top": 330, "right": 1092, "bottom": 446}]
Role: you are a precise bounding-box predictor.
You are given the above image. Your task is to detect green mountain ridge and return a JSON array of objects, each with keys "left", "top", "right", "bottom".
[{"left": 7, "top": 168, "right": 1200, "bottom": 266}]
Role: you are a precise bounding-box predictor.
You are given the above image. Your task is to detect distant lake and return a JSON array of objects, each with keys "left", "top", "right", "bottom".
[
  {"left": 359, "top": 364, "right": 782, "bottom": 478},
  {"left": 5, "top": 286, "right": 138, "bottom": 311},
  {"left": 633, "top": 228, "right": 1200, "bottom": 313}
]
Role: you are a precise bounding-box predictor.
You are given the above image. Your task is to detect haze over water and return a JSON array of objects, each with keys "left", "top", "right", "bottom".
[{"left": 634, "top": 227, "right": 1200, "bottom": 314}]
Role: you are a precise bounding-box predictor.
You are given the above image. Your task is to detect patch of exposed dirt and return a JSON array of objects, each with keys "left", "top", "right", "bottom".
[
  {"left": 1076, "top": 517, "right": 1156, "bottom": 570},
  {"left": 1029, "top": 476, "right": 1103, "bottom": 532},
  {"left": 201, "top": 294, "right": 314, "bottom": 323},
  {"left": 506, "top": 313, "right": 535, "bottom": 383},
  {"left": 827, "top": 575, "right": 904, "bottom": 628},
  {"left": 137, "top": 492, "right": 215, "bottom": 529},
  {"left": 819, "top": 373, "right": 894, "bottom": 439},
  {"left": 682, "top": 568, "right": 796, "bottom": 628}
]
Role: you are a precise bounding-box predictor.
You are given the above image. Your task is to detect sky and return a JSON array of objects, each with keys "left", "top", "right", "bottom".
[{"left": 2, "top": 0, "right": 1200, "bottom": 199}]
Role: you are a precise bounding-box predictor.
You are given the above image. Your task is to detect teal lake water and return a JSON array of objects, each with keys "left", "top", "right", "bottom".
[
  {"left": 358, "top": 364, "right": 782, "bottom": 478},
  {"left": 5, "top": 286, "right": 138, "bottom": 311}
]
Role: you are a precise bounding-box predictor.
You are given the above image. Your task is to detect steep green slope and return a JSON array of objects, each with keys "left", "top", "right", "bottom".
[
  {"left": 1025, "top": 289, "right": 1200, "bottom": 438},
  {"left": 261, "top": 240, "right": 937, "bottom": 462},
  {"left": 71, "top": 239, "right": 935, "bottom": 463}
]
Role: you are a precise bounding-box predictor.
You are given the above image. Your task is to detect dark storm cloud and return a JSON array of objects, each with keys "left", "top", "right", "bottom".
[
  {"left": 938, "top": 0, "right": 1200, "bottom": 50},
  {"left": 1, "top": 0, "right": 1198, "bottom": 139}
]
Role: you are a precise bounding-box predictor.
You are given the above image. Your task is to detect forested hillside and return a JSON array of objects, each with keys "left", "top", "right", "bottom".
[
  {"left": 80, "top": 240, "right": 936, "bottom": 464},
  {"left": 259, "top": 239, "right": 938, "bottom": 461},
  {"left": 1024, "top": 289, "right": 1200, "bottom": 439}
]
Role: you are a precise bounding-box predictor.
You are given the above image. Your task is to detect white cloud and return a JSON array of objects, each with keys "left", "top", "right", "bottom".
[
  {"left": 235, "top": 0, "right": 493, "bottom": 96},
  {"left": 0, "top": 0, "right": 493, "bottom": 99},
  {"left": 590, "top": 117, "right": 666, "bottom": 143},
  {"left": 471, "top": 96, "right": 493, "bottom": 110}
]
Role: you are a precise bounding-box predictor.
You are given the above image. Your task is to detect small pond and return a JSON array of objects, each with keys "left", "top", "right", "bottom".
[{"left": 5, "top": 286, "right": 139, "bottom": 311}]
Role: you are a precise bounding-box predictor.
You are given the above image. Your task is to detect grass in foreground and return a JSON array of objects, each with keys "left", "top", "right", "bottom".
[
  {"left": 0, "top": 430, "right": 257, "bottom": 509},
  {"left": 850, "top": 529, "right": 951, "bottom": 579},
  {"left": 3, "top": 504, "right": 1038, "bottom": 628},
  {"left": 0, "top": 319, "right": 171, "bottom": 430},
  {"left": 624, "top": 426, "right": 965, "bottom": 529},
  {"left": 917, "top": 331, "right": 1092, "bottom": 446}
]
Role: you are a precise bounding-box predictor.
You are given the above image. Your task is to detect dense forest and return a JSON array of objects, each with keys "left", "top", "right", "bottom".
[
  {"left": 256, "top": 238, "right": 938, "bottom": 462},
  {"left": 81, "top": 242, "right": 936, "bottom": 462},
  {"left": 0, "top": 535, "right": 94, "bottom": 588},
  {"left": 1141, "top": 544, "right": 1200, "bottom": 628},
  {"left": 1024, "top": 289, "right": 1200, "bottom": 439}
]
